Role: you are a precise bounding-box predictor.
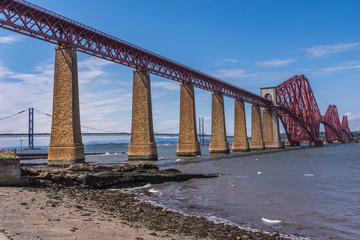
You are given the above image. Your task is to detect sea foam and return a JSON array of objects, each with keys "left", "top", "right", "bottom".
[
  {"left": 261, "top": 217, "right": 282, "bottom": 224},
  {"left": 304, "top": 174, "right": 314, "bottom": 177}
]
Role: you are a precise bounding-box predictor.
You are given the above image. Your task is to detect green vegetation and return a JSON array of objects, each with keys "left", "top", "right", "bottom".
[
  {"left": 351, "top": 131, "right": 360, "bottom": 142},
  {"left": 0, "top": 153, "right": 15, "bottom": 158}
]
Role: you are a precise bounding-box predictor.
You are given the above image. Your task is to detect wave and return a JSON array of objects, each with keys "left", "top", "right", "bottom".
[
  {"left": 95, "top": 152, "right": 127, "bottom": 156},
  {"left": 132, "top": 192, "right": 309, "bottom": 240},
  {"left": 149, "top": 188, "right": 163, "bottom": 195}
]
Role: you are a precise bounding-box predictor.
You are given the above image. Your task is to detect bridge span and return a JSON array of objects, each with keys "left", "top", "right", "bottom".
[{"left": 0, "top": 0, "right": 352, "bottom": 166}]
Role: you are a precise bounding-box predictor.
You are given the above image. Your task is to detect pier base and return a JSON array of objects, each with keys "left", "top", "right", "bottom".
[
  {"left": 209, "top": 93, "right": 230, "bottom": 154},
  {"left": 177, "top": 83, "right": 201, "bottom": 156},
  {"left": 48, "top": 44, "right": 84, "bottom": 166},
  {"left": 250, "top": 105, "right": 265, "bottom": 150},
  {"left": 309, "top": 140, "right": 324, "bottom": 146},
  {"left": 232, "top": 99, "right": 250, "bottom": 152},
  {"left": 0, "top": 158, "right": 22, "bottom": 186},
  {"left": 285, "top": 140, "right": 300, "bottom": 147},
  {"left": 128, "top": 69, "right": 158, "bottom": 161}
]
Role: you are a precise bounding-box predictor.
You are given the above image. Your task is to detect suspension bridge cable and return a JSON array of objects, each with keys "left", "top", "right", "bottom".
[{"left": 0, "top": 109, "right": 27, "bottom": 121}]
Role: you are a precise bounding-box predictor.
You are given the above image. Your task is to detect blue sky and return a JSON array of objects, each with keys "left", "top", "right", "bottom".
[{"left": 0, "top": 0, "right": 360, "bottom": 146}]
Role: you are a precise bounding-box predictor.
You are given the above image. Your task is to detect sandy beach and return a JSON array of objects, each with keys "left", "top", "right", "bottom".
[
  {"left": 0, "top": 164, "right": 286, "bottom": 240},
  {"left": 0, "top": 187, "right": 192, "bottom": 240}
]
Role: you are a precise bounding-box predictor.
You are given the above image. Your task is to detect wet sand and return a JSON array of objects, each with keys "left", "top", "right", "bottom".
[{"left": 0, "top": 187, "right": 189, "bottom": 240}]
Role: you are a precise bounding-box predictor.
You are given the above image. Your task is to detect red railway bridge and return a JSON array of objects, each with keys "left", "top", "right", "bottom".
[{"left": 0, "top": 0, "right": 352, "bottom": 165}]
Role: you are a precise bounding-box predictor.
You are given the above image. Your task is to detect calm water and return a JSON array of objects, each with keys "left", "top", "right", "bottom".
[{"left": 21, "top": 143, "right": 360, "bottom": 239}]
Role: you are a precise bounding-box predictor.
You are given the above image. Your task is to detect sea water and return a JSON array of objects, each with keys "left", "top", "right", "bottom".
[{"left": 20, "top": 143, "right": 360, "bottom": 239}]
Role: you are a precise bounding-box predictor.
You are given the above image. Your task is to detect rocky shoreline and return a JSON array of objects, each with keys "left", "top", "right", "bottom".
[{"left": 6, "top": 163, "right": 289, "bottom": 239}]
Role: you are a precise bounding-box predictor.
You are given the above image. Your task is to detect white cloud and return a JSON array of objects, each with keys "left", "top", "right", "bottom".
[
  {"left": 344, "top": 112, "right": 360, "bottom": 130},
  {"left": 154, "top": 119, "right": 179, "bottom": 133},
  {"left": 152, "top": 81, "right": 179, "bottom": 91},
  {"left": 312, "top": 61, "right": 360, "bottom": 76},
  {"left": 345, "top": 112, "right": 360, "bottom": 121},
  {"left": 78, "top": 58, "right": 114, "bottom": 85},
  {"left": 0, "top": 35, "right": 22, "bottom": 44},
  {"left": 0, "top": 57, "right": 135, "bottom": 133},
  {"left": 258, "top": 59, "right": 297, "bottom": 67},
  {"left": 212, "top": 68, "right": 246, "bottom": 79},
  {"left": 217, "top": 58, "right": 239, "bottom": 65},
  {"left": 0, "top": 62, "right": 13, "bottom": 78},
  {"left": 0, "top": 62, "right": 54, "bottom": 115},
  {"left": 306, "top": 42, "right": 360, "bottom": 57}
]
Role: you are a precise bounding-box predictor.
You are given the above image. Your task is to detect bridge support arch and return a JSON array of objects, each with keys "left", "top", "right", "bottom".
[
  {"left": 232, "top": 99, "right": 250, "bottom": 152},
  {"left": 128, "top": 69, "right": 158, "bottom": 161},
  {"left": 260, "top": 87, "right": 284, "bottom": 149},
  {"left": 48, "top": 45, "right": 84, "bottom": 166},
  {"left": 177, "top": 83, "right": 201, "bottom": 156},
  {"left": 209, "top": 93, "right": 230, "bottom": 154}
]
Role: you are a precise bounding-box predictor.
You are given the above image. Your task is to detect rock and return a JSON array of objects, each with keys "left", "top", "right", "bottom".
[
  {"left": 21, "top": 163, "right": 217, "bottom": 189},
  {"left": 39, "top": 172, "right": 52, "bottom": 179}
]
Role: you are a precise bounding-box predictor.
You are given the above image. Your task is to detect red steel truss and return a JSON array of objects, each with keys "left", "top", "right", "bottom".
[
  {"left": 322, "top": 105, "right": 342, "bottom": 142},
  {"left": 0, "top": 0, "right": 271, "bottom": 107},
  {"left": 276, "top": 75, "right": 322, "bottom": 142},
  {"left": 341, "top": 116, "right": 352, "bottom": 141}
]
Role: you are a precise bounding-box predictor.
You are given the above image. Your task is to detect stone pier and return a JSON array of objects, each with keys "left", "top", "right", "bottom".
[
  {"left": 209, "top": 93, "right": 229, "bottom": 154},
  {"left": 177, "top": 83, "right": 201, "bottom": 156},
  {"left": 309, "top": 140, "right": 324, "bottom": 146},
  {"left": 250, "top": 105, "right": 265, "bottom": 150},
  {"left": 128, "top": 69, "right": 158, "bottom": 161},
  {"left": 285, "top": 140, "right": 300, "bottom": 147},
  {"left": 48, "top": 45, "right": 84, "bottom": 166},
  {"left": 0, "top": 158, "right": 22, "bottom": 185},
  {"left": 232, "top": 99, "right": 250, "bottom": 152},
  {"left": 260, "top": 87, "right": 284, "bottom": 149}
]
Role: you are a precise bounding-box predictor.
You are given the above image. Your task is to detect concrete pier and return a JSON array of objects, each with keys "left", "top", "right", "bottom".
[
  {"left": 128, "top": 69, "right": 158, "bottom": 160},
  {"left": 0, "top": 158, "right": 22, "bottom": 185},
  {"left": 260, "top": 87, "right": 284, "bottom": 149},
  {"left": 48, "top": 45, "right": 84, "bottom": 166},
  {"left": 250, "top": 105, "right": 265, "bottom": 150},
  {"left": 177, "top": 83, "right": 201, "bottom": 156},
  {"left": 209, "top": 93, "right": 230, "bottom": 154},
  {"left": 232, "top": 99, "right": 250, "bottom": 152}
]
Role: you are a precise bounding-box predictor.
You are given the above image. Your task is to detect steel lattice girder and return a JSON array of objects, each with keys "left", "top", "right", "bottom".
[
  {"left": 0, "top": 0, "right": 271, "bottom": 107},
  {"left": 276, "top": 75, "right": 322, "bottom": 142},
  {"left": 341, "top": 116, "right": 352, "bottom": 141},
  {"left": 321, "top": 105, "right": 342, "bottom": 142}
]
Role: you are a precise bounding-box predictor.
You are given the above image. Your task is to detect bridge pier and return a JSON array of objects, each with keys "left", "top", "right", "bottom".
[
  {"left": 260, "top": 87, "right": 284, "bottom": 149},
  {"left": 48, "top": 45, "right": 84, "bottom": 166},
  {"left": 128, "top": 69, "right": 158, "bottom": 161},
  {"left": 285, "top": 140, "right": 300, "bottom": 147},
  {"left": 309, "top": 140, "right": 323, "bottom": 146},
  {"left": 250, "top": 105, "right": 265, "bottom": 150},
  {"left": 177, "top": 83, "right": 201, "bottom": 156},
  {"left": 232, "top": 99, "right": 250, "bottom": 152},
  {"left": 209, "top": 93, "right": 229, "bottom": 154}
]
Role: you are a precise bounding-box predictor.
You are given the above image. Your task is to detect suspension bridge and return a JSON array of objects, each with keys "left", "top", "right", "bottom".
[
  {"left": 0, "top": 107, "right": 212, "bottom": 149},
  {"left": 0, "top": 0, "right": 353, "bottom": 165}
]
